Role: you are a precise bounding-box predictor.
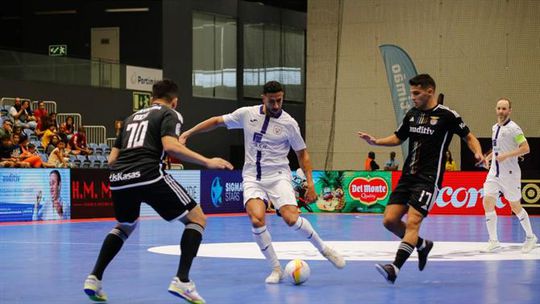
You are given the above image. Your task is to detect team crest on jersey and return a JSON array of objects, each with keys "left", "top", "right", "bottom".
[
  {"left": 409, "top": 117, "right": 414, "bottom": 122},
  {"left": 430, "top": 116, "right": 439, "bottom": 125},
  {"left": 273, "top": 126, "right": 283, "bottom": 135}
]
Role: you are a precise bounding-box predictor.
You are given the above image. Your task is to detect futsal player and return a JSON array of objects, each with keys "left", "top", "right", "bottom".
[
  {"left": 358, "top": 74, "right": 484, "bottom": 284},
  {"left": 180, "top": 81, "right": 345, "bottom": 284}
]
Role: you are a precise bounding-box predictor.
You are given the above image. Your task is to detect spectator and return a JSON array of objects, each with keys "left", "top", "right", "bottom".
[
  {"left": 46, "top": 135, "right": 60, "bottom": 155},
  {"left": 0, "top": 137, "right": 29, "bottom": 167},
  {"left": 114, "top": 119, "right": 123, "bottom": 137},
  {"left": 10, "top": 99, "right": 37, "bottom": 130},
  {"left": 0, "top": 119, "right": 13, "bottom": 140},
  {"left": 69, "top": 126, "right": 92, "bottom": 155},
  {"left": 49, "top": 112, "right": 58, "bottom": 128},
  {"left": 364, "top": 151, "right": 380, "bottom": 171},
  {"left": 34, "top": 101, "right": 48, "bottom": 130},
  {"left": 60, "top": 116, "right": 75, "bottom": 140},
  {"left": 41, "top": 124, "right": 58, "bottom": 148},
  {"left": 19, "top": 142, "right": 44, "bottom": 168},
  {"left": 445, "top": 150, "right": 457, "bottom": 171},
  {"left": 383, "top": 151, "right": 399, "bottom": 171},
  {"left": 46, "top": 140, "right": 70, "bottom": 168}
]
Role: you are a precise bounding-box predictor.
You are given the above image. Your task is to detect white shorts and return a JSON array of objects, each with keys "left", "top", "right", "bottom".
[
  {"left": 243, "top": 177, "right": 297, "bottom": 210},
  {"left": 483, "top": 175, "right": 522, "bottom": 202}
]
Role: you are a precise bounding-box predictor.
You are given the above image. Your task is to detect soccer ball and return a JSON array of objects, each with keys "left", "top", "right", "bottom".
[{"left": 284, "top": 259, "right": 311, "bottom": 285}]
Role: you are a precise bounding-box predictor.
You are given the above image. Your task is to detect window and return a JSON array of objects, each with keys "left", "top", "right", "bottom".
[
  {"left": 244, "top": 23, "right": 305, "bottom": 102},
  {"left": 192, "top": 12, "right": 237, "bottom": 99}
]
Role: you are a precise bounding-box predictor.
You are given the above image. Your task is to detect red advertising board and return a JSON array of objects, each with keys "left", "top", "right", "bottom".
[{"left": 391, "top": 171, "right": 512, "bottom": 215}]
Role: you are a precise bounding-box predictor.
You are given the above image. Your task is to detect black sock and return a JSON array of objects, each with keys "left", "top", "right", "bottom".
[
  {"left": 91, "top": 229, "right": 128, "bottom": 280},
  {"left": 392, "top": 242, "right": 414, "bottom": 269},
  {"left": 177, "top": 223, "right": 204, "bottom": 282},
  {"left": 416, "top": 237, "right": 425, "bottom": 250}
]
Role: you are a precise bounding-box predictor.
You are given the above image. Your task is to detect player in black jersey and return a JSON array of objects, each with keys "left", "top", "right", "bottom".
[
  {"left": 358, "top": 74, "right": 484, "bottom": 284},
  {"left": 83, "top": 80, "right": 232, "bottom": 304}
]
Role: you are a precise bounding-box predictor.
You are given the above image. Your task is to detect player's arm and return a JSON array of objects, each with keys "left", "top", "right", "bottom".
[
  {"left": 108, "top": 147, "right": 120, "bottom": 166},
  {"left": 497, "top": 140, "right": 529, "bottom": 162},
  {"left": 162, "top": 136, "right": 232, "bottom": 170},
  {"left": 463, "top": 132, "right": 484, "bottom": 164},
  {"left": 179, "top": 116, "right": 226, "bottom": 144},
  {"left": 357, "top": 132, "right": 402, "bottom": 146},
  {"left": 295, "top": 149, "right": 317, "bottom": 202}
]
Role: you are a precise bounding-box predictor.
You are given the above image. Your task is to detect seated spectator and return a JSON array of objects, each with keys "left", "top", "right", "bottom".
[
  {"left": 33, "top": 101, "right": 48, "bottom": 131},
  {"left": 69, "top": 126, "right": 92, "bottom": 155},
  {"left": 383, "top": 151, "right": 399, "bottom": 171},
  {"left": 445, "top": 150, "right": 457, "bottom": 171},
  {"left": 46, "top": 140, "right": 70, "bottom": 168},
  {"left": 364, "top": 151, "right": 380, "bottom": 171},
  {"left": 9, "top": 99, "right": 37, "bottom": 130},
  {"left": 60, "top": 116, "right": 75, "bottom": 140},
  {"left": 0, "top": 137, "right": 29, "bottom": 167},
  {"left": 46, "top": 135, "right": 61, "bottom": 155},
  {"left": 19, "top": 142, "right": 44, "bottom": 168},
  {"left": 41, "top": 124, "right": 58, "bottom": 148},
  {"left": 0, "top": 119, "right": 13, "bottom": 140},
  {"left": 48, "top": 112, "right": 58, "bottom": 129}
]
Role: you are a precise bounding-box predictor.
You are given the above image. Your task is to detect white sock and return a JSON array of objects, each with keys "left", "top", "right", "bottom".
[
  {"left": 516, "top": 209, "right": 534, "bottom": 238},
  {"left": 292, "top": 217, "right": 325, "bottom": 252},
  {"left": 252, "top": 226, "right": 280, "bottom": 269},
  {"left": 485, "top": 211, "right": 498, "bottom": 241}
]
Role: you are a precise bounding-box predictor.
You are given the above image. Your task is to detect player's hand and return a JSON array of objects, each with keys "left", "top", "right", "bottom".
[
  {"left": 495, "top": 153, "right": 509, "bottom": 163},
  {"left": 178, "top": 134, "right": 188, "bottom": 145},
  {"left": 357, "top": 132, "right": 377, "bottom": 145},
  {"left": 304, "top": 183, "right": 317, "bottom": 203},
  {"left": 474, "top": 152, "right": 485, "bottom": 167},
  {"left": 206, "top": 157, "right": 233, "bottom": 170}
]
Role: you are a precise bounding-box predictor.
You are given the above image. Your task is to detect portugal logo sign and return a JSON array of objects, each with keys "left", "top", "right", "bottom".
[{"left": 348, "top": 177, "right": 388, "bottom": 205}]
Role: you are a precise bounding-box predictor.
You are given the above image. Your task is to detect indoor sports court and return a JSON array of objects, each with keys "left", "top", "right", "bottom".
[{"left": 1, "top": 1, "right": 539, "bottom": 304}]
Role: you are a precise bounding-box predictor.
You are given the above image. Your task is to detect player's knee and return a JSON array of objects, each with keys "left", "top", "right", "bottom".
[
  {"left": 249, "top": 214, "right": 265, "bottom": 227},
  {"left": 112, "top": 221, "right": 138, "bottom": 241},
  {"left": 382, "top": 217, "right": 398, "bottom": 231}
]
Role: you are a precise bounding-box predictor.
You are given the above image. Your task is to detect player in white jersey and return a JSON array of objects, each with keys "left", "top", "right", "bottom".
[
  {"left": 483, "top": 98, "right": 537, "bottom": 253},
  {"left": 180, "top": 81, "right": 345, "bottom": 283}
]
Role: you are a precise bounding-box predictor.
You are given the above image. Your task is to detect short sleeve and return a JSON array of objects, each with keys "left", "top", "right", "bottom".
[
  {"left": 161, "top": 110, "right": 183, "bottom": 138},
  {"left": 449, "top": 110, "right": 470, "bottom": 138},
  {"left": 511, "top": 125, "right": 527, "bottom": 144},
  {"left": 222, "top": 107, "right": 249, "bottom": 129},
  {"left": 394, "top": 114, "right": 410, "bottom": 141},
  {"left": 288, "top": 121, "right": 307, "bottom": 151}
]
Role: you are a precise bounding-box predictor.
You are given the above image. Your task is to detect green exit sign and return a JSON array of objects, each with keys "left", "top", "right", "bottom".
[{"left": 48, "top": 45, "right": 67, "bottom": 56}]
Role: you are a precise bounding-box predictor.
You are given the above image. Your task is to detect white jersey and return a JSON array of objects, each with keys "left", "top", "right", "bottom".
[
  {"left": 488, "top": 120, "right": 526, "bottom": 178},
  {"left": 223, "top": 105, "right": 306, "bottom": 181}
]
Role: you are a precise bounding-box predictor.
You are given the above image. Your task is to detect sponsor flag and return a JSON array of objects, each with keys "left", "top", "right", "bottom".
[{"left": 379, "top": 44, "right": 418, "bottom": 158}]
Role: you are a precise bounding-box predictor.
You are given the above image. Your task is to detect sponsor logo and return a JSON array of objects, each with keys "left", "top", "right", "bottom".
[
  {"left": 2, "top": 174, "right": 20, "bottom": 183},
  {"left": 434, "top": 186, "right": 506, "bottom": 209},
  {"left": 249, "top": 118, "right": 258, "bottom": 123},
  {"left": 210, "top": 177, "right": 223, "bottom": 207},
  {"left": 210, "top": 177, "right": 243, "bottom": 207},
  {"left": 391, "top": 64, "right": 413, "bottom": 112},
  {"left": 409, "top": 125, "right": 435, "bottom": 135},
  {"left": 348, "top": 177, "right": 388, "bottom": 205},
  {"left": 522, "top": 180, "right": 540, "bottom": 205},
  {"left": 109, "top": 171, "right": 141, "bottom": 182}
]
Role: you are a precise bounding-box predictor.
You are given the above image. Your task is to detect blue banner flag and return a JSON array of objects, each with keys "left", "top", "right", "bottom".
[{"left": 379, "top": 44, "right": 418, "bottom": 157}]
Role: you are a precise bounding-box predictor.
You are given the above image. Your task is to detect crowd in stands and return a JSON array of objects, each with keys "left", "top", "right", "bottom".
[{"left": 1, "top": 98, "right": 110, "bottom": 168}]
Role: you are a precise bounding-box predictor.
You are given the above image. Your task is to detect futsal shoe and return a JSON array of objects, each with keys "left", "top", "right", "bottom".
[
  {"left": 321, "top": 246, "right": 346, "bottom": 269},
  {"left": 375, "top": 263, "right": 398, "bottom": 284},
  {"left": 265, "top": 267, "right": 284, "bottom": 284},
  {"left": 83, "top": 275, "right": 108, "bottom": 302},
  {"left": 522, "top": 235, "right": 538, "bottom": 253},
  {"left": 485, "top": 240, "right": 501, "bottom": 252},
  {"left": 418, "top": 240, "right": 433, "bottom": 271},
  {"left": 168, "top": 277, "right": 206, "bottom": 304}
]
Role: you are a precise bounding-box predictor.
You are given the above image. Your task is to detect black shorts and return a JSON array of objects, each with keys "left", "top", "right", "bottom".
[
  {"left": 111, "top": 174, "right": 198, "bottom": 223},
  {"left": 388, "top": 175, "right": 439, "bottom": 217}
]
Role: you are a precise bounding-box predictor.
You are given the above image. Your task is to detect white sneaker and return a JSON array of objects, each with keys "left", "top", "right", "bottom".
[
  {"left": 265, "top": 267, "right": 284, "bottom": 284},
  {"left": 321, "top": 246, "right": 346, "bottom": 269},
  {"left": 522, "top": 235, "right": 538, "bottom": 253},
  {"left": 168, "top": 277, "right": 206, "bottom": 304},
  {"left": 83, "top": 275, "right": 108, "bottom": 302},
  {"left": 485, "top": 240, "right": 501, "bottom": 252}
]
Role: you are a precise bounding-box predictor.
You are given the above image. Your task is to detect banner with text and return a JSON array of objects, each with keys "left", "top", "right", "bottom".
[
  {"left": 200, "top": 170, "right": 245, "bottom": 214},
  {"left": 126, "top": 65, "right": 163, "bottom": 91},
  {"left": 0, "top": 169, "right": 71, "bottom": 222}
]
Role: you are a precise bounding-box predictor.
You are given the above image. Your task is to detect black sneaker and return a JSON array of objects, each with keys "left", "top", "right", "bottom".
[
  {"left": 375, "top": 263, "right": 397, "bottom": 284},
  {"left": 418, "top": 240, "right": 433, "bottom": 271}
]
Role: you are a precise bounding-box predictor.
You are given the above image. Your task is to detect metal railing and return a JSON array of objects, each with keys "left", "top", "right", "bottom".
[
  {"left": 31, "top": 100, "right": 57, "bottom": 114},
  {"left": 85, "top": 125, "right": 107, "bottom": 144},
  {"left": 57, "top": 113, "right": 82, "bottom": 130}
]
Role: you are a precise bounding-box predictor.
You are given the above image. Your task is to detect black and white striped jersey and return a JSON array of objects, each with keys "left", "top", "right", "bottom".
[
  {"left": 395, "top": 104, "right": 470, "bottom": 185},
  {"left": 109, "top": 104, "right": 183, "bottom": 190}
]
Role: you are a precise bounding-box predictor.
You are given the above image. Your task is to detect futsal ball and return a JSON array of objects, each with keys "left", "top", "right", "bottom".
[{"left": 284, "top": 259, "right": 311, "bottom": 285}]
